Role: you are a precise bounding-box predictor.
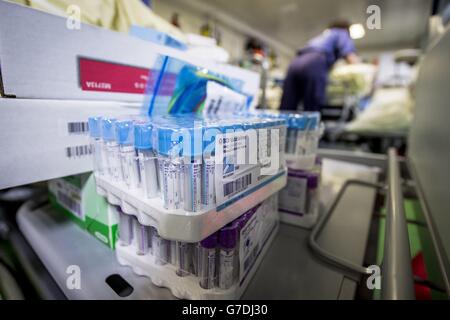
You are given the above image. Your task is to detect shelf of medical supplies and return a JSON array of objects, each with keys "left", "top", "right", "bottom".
[
  {"left": 16, "top": 155, "right": 378, "bottom": 300},
  {"left": 95, "top": 169, "right": 287, "bottom": 242}
]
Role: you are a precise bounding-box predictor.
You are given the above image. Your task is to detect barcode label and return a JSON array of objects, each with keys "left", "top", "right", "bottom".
[
  {"left": 67, "top": 122, "right": 89, "bottom": 134},
  {"left": 243, "top": 244, "right": 259, "bottom": 273},
  {"left": 223, "top": 173, "right": 252, "bottom": 197},
  {"left": 65, "top": 145, "right": 92, "bottom": 158},
  {"left": 56, "top": 191, "right": 82, "bottom": 218}
]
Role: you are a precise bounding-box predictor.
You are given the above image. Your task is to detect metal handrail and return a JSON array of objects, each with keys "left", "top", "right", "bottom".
[
  {"left": 381, "top": 148, "right": 415, "bottom": 299},
  {"left": 308, "top": 179, "right": 383, "bottom": 277},
  {"left": 309, "top": 148, "right": 415, "bottom": 299}
]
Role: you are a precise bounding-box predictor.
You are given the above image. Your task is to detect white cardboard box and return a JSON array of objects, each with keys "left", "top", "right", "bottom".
[
  {"left": 0, "top": 98, "right": 140, "bottom": 189},
  {"left": 0, "top": 1, "right": 259, "bottom": 104}
]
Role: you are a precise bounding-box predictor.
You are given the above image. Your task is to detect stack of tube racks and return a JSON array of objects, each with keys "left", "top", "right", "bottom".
[
  {"left": 256, "top": 111, "right": 322, "bottom": 228},
  {"left": 88, "top": 113, "right": 286, "bottom": 298}
]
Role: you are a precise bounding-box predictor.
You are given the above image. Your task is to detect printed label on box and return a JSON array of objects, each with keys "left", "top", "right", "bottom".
[
  {"left": 49, "top": 179, "right": 84, "bottom": 220},
  {"left": 278, "top": 175, "right": 307, "bottom": 215},
  {"left": 214, "top": 131, "right": 260, "bottom": 206},
  {"left": 78, "top": 57, "right": 152, "bottom": 94},
  {"left": 239, "top": 198, "right": 278, "bottom": 285}
]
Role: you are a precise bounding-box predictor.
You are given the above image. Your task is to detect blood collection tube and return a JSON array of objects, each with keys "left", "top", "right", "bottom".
[
  {"left": 117, "top": 208, "right": 133, "bottom": 246},
  {"left": 116, "top": 120, "right": 140, "bottom": 190},
  {"left": 198, "top": 233, "right": 218, "bottom": 289},
  {"left": 88, "top": 116, "right": 105, "bottom": 176},
  {"left": 175, "top": 241, "right": 193, "bottom": 277},
  {"left": 102, "top": 117, "right": 122, "bottom": 182},
  {"left": 218, "top": 222, "right": 239, "bottom": 290},
  {"left": 157, "top": 126, "right": 183, "bottom": 210},
  {"left": 133, "top": 217, "right": 149, "bottom": 255},
  {"left": 181, "top": 127, "right": 203, "bottom": 212},
  {"left": 151, "top": 228, "right": 169, "bottom": 265},
  {"left": 134, "top": 122, "right": 159, "bottom": 199}
]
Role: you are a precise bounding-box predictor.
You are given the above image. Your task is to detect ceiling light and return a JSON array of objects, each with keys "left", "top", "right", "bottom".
[{"left": 350, "top": 23, "right": 365, "bottom": 39}]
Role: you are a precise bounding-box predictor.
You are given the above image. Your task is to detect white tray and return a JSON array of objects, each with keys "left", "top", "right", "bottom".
[
  {"left": 95, "top": 169, "right": 286, "bottom": 242},
  {"left": 116, "top": 222, "right": 279, "bottom": 300}
]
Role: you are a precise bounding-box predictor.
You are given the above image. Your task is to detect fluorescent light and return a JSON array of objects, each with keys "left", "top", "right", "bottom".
[{"left": 350, "top": 23, "right": 365, "bottom": 39}]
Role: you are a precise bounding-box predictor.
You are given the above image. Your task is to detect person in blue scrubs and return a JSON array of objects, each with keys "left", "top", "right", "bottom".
[{"left": 280, "top": 20, "right": 359, "bottom": 111}]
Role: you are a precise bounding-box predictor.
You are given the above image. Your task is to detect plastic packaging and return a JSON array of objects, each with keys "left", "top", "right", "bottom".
[{"left": 146, "top": 57, "right": 248, "bottom": 116}]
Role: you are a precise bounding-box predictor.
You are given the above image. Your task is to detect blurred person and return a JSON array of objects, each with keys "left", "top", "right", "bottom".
[{"left": 280, "top": 20, "right": 359, "bottom": 111}]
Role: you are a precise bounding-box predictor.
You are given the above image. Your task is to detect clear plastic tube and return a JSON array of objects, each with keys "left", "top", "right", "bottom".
[
  {"left": 151, "top": 229, "right": 169, "bottom": 265},
  {"left": 134, "top": 219, "right": 149, "bottom": 255},
  {"left": 170, "top": 240, "right": 177, "bottom": 265},
  {"left": 176, "top": 241, "right": 193, "bottom": 277},
  {"left": 159, "top": 156, "right": 182, "bottom": 210},
  {"left": 218, "top": 247, "right": 236, "bottom": 290},
  {"left": 198, "top": 234, "right": 218, "bottom": 289},
  {"left": 105, "top": 140, "right": 122, "bottom": 181},
  {"left": 120, "top": 145, "right": 140, "bottom": 190},
  {"left": 91, "top": 137, "right": 104, "bottom": 176},
  {"left": 218, "top": 223, "right": 238, "bottom": 290},
  {"left": 183, "top": 157, "right": 202, "bottom": 212},
  {"left": 118, "top": 211, "right": 133, "bottom": 246},
  {"left": 202, "top": 156, "right": 216, "bottom": 209},
  {"left": 138, "top": 149, "right": 159, "bottom": 198},
  {"left": 88, "top": 117, "right": 105, "bottom": 176},
  {"left": 286, "top": 128, "right": 298, "bottom": 154}
]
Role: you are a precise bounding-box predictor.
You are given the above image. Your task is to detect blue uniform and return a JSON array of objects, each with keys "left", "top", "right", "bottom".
[{"left": 280, "top": 28, "right": 355, "bottom": 111}]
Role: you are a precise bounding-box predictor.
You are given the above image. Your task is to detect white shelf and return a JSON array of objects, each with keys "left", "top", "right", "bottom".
[{"left": 95, "top": 169, "right": 287, "bottom": 242}]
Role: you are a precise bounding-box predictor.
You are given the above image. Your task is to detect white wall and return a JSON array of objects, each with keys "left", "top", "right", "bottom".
[{"left": 151, "top": 0, "right": 292, "bottom": 70}]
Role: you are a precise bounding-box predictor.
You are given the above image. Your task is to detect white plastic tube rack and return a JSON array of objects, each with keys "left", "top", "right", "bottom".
[
  {"left": 116, "top": 222, "right": 279, "bottom": 300},
  {"left": 95, "top": 169, "right": 286, "bottom": 242}
]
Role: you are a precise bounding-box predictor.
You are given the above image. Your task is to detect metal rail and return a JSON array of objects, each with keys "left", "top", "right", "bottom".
[
  {"left": 381, "top": 148, "right": 415, "bottom": 299},
  {"left": 309, "top": 148, "right": 416, "bottom": 299}
]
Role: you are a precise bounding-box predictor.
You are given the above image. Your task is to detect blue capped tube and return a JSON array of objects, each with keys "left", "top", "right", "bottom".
[
  {"left": 181, "top": 126, "right": 204, "bottom": 212},
  {"left": 102, "top": 117, "right": 122, "bottom": 181},
  {"left": 202, "top": 124, "right": 221, "bottom": 210},
  {"left": 116, "top": 119, "right": 140, "bottom": 190},
  {"left": 88, "top": 116, "right": 105, "bottom": 176},
  {"left": 134, "top": 122, "right": 159, "bottom": 199},
  {"left": 156, "top": 124, "right": 184, "bottom": 210}
]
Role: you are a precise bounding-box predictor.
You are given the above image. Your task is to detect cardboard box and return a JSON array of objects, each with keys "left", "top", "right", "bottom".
[
  {"left": 49, "top": 173, "right": 118, "bottom": 249},
  {"left": 0, "top": 98, "right": 140, "bottom": 189},
  {"left": 0, "top": 1, "right": 259, "bottom": 104},
  {"left": 278, "top": 166, "right": 321, "bottom": 229}
]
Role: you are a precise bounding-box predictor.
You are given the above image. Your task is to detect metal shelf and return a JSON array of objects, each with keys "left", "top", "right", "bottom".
[{"left": 15, "top": 157, "right": 378, "bottom": 299}]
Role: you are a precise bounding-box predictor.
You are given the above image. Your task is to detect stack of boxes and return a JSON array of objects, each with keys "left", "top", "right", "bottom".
[{"left": 0, "top": 2, "right": 260, "bottom": 251}]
